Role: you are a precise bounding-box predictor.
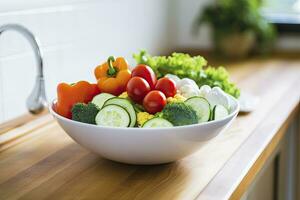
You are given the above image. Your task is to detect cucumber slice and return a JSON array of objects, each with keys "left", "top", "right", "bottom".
[
  {"left": 92, "top": 93, "right": 115, "bottom": 109},
  {"left": 212, "top": 105, "right": 229, "bottom": 120},
  {"left": 185, "top": 97, "right": 210, "bottom": 122},
  {"left": 104, "top": 97, "right": 137, "bottom": 127},
  {"left": 142, "top": 117, "right": 173, "bottom": 128},
  {"left": 95, "top": 104, "right": 130, "bottom": 127}
]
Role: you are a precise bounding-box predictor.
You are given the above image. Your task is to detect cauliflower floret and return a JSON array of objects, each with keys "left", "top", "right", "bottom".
[
  {"left": 178, "top": 78, "right": 198, "bottom": 90},
  {"left": 119, "top": 91, "right": 128, "bottom": 98},
  {"left": 179, "top": 85, "right": 200, "bottom": 98},
  {"left": 137, "top": 112, "right": 154, "bottom": 127},
  {"left": 165, "top": 74, "right": 181, "bottom": 86},
  {"left": 205, "top": 87, "right": 230, "bottom": 109},
  {"left": 167, "top": 94, "right": 187, "bottom": 103},
  {"left": 199, "top": 85, "right": 211, "bottom": 98}
]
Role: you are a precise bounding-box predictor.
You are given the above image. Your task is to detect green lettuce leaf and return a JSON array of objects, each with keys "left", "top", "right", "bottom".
[{"left": 133, "top": 50, "right": 240, "bottom": 98}]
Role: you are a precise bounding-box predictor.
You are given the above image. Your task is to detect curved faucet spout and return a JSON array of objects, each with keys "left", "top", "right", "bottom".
[{"left": 0, "top": 24, "right": 47, "bottom": 114}]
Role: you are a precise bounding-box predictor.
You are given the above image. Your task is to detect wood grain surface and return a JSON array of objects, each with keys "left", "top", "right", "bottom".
[{"left": 0, "top": 58, "right": 299, "bottom": 200}]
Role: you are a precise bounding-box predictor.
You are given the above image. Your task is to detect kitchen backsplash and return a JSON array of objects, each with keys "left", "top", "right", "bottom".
[
  {"left": 0, "top": 0, "right": 298, "bottom": 123},
  {"left": 0, "top": 0, "right": 172, "bottom": 122}
]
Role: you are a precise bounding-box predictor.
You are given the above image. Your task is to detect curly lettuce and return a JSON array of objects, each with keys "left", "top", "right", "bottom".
[
  {"left": 133, "top": 50, "right": 207, "bottom": 79},
  {"left": 133, "top": 50, "right": 240, "bottom": 98}
]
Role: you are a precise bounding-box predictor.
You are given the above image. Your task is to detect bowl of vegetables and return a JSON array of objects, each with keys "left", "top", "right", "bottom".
[{"left": 50, "top": 52, "right": 240, "bottom": 164}]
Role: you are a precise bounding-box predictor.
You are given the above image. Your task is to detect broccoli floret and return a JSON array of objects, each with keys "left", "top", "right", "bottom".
[
  {"left": 71, "top": 102, "right": 99, "bottom": 124},
  {"left": 161, "top": 102, "right": 198, "bottom": 126}
]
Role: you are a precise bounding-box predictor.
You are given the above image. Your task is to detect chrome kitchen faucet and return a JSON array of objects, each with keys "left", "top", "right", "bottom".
[{"left": 0, "top": 24, "right": 47, "bottom": 114}]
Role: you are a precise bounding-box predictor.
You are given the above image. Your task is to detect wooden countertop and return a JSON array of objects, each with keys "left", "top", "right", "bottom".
[{"left": 0, "top": 58, "right": 299, "bottom": 200}]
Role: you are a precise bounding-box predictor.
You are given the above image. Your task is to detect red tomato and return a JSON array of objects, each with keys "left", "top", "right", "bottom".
[
  {"left": 155, "top": 77, "right": 176, "bottom": 97},
  {"left": 126, "top": 77, "right": 151, "bottom": 103},
  {"left": 143, "top": 90, "right": 167, "bottom": 114},
  {"left": 131, "top": 64, "right": 157, "bottom": 89}
]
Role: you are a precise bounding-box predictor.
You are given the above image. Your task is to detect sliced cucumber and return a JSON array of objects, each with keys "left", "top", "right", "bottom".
[
  {"left": 142, "top": 117, "right": 173, "bottom": 128},
  {"left": 212, "top": 105, "right": 229, "bottom": 120},
  {"left": 92, "top": 93, "right": 115, "bottom": 109},
  {"left": 104, "top": 97, "right": 137, "bottom": 127},
  {"left": 185, "top": 97, "right": 211, "bottom": 122},
  {"left": 95, "top": 104, "right": 130, "bottom": 127}
]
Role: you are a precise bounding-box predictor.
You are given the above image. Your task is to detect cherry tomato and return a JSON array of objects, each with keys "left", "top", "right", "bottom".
[
  {"left": 126, "top": 77, "right": 151, "bottom": 103},
  {"left": 143, "top": 90, "right": 167, "bottom": 114},
  {"left": 131, "top": 64, "right": 157, "bottom": 89},
  {"left": 155, "top": 77, "right": 176, "bottom": 97}
]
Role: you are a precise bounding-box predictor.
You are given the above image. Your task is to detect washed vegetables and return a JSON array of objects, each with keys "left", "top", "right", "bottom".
[
  {"left": 126, "top": 64, "right": 175, "bottom": 114},
  {"left": 155, "top": 77, "right": 176, "bottom": 97},
  {"left": 133, "top": 50, "right": 207, "bottom": 79},
  {"left": 94, "top": 56, "right": 131, "bottom": 96},
  {"left": 143, "top": 90, "right": 167, "bottom": 114},
  {"left": 137, "top": 112, "right": 154, "bottom": 126},
  {"left": 160, "top": 102, "right": 198, "bottom": 126},
  {"left": 167, "top": 94, "right": 187, "bottom": 103},
  {"left": 127, "top": 77, "right": 151, "bottom": 103},
  {"left": 200, "top": 86, "right": 231, "bottom": 109},
  {"left": 55, "top": 52, "right": 236, "bottom": 128},
  {"left": 185, "top": 97, "right": 210, "bottom": 122},
  {"left": 103, "top": 97, "right": 136, "bottom": 127},
  {"left": 92, "top": 93, "right": 115, "bottom": 109},
  {"left": 95, "top": 105, "right": 131, "bottom": 127},
  {"left": 71, "top": 103, "right": 99, "bottom": 124},
  {"left": 55, "top": 81, "right": 100, "bottom": 118},
  {"left": 166, "top": 75, "right": 200, "bottom": 98},
  {"left": 212, "top": 105, "right": 229, "bottom": 120},
  {"left": 198, "top": 66, "right": 240, "bottom": 98},
  {"left": 133, "top": 50, "right": 240, "bottom": 98},
  {"left": 131, "top": 64, "right": 157, "bottom": 89},
  {"left": 142, "top": 117, "right": 173, "bottom": 128}
]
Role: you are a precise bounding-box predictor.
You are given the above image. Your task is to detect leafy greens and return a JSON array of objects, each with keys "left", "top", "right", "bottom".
[{"left": 133, "top": 50, "right": 240, "bottom": 98}]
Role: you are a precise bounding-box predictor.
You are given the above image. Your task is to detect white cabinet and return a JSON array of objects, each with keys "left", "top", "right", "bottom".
[{"left": 242, "top": 115, "right": 300, "bottom": 200}]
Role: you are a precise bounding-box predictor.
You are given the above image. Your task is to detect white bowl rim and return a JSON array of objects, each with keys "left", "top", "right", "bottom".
[{"left": 49, "top": 96, "right": 239, "bottom": 131}]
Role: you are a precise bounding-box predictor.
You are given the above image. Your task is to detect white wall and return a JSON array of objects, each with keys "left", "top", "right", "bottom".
[
  {"left": 172, "top": 0, "right": 213, "bottom": 49},
  {"left": 0, "top": 0, "right": 172, "bottom": 122},
  {"left": 0, "top": 0, "right": 299, "bottom": 123}
]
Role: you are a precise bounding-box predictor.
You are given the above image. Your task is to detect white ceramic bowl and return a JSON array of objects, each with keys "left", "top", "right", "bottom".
[{"left": 50, "top": 97, "right": 239, "bottom": 165}]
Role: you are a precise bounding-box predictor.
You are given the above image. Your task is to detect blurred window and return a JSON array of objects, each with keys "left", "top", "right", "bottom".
[{"left": 261, "top": 0, "right": 300, "bottom": 32}]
